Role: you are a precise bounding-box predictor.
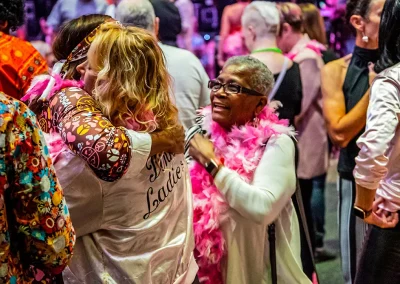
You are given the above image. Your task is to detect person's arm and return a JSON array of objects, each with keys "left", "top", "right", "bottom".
[
  {"left": 44, "top": 87, "right": 184, "bottom": 182},
  {"left": 321, "top": 61, "right": 370, "bottom": 148},
  {"left": 189, "top": 134, "right": 296, "bottom": 225},
  {"left": 8, "top": 101, "right": 74, "bottom": 277},
  {"left": 217, "top": 6, "right": 231, "bottom": 67},
  {"left": 354, "top": 77, "right": 400, "bottom": 212},
  {"left": 213, "top": 135, "right": 296, "bottom": 224}
]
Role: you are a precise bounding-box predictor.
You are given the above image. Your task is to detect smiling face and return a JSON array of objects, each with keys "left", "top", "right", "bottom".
[{"left": 211, "top": 64, "right": 267, "bottom": 129}]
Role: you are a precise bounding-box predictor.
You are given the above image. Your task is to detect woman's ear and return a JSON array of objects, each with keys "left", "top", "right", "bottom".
[
  {"left": 255, "top": 97, "right": 268, "bottom": 116},
  {"left": 350, "top": 15, "right": 365, "bottom": 34}
]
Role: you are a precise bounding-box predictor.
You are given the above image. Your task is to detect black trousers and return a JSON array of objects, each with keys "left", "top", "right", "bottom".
[{"left": 355, "top": 223, "right": 400, "bottom": 284}]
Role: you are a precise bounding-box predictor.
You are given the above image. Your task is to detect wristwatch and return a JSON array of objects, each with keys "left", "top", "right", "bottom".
[
  {"left": 354, "top": 205, "right": 372, "bottom": 219},
  {"left": 204, "top": 159, "right": 221, "bottom": 178}
]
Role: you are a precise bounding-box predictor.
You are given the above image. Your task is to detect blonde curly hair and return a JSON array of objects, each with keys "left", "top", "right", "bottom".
[{"left": 89, "top": 22, "right": 178, "bottom": 132}]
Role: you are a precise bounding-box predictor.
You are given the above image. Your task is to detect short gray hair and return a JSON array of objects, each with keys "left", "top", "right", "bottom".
[
  {"left": 225, "top": 55, "right": 274, "bottom": 96},
  {"left": 242, "top": 1, "right": 281, "bottom": 37},
  {"left": 116, "top": 0, "right": 155, "bottom": 31}
]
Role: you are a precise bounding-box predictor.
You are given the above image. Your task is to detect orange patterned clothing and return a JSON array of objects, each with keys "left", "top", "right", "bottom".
[
  {"left": 0, "top": 32, "right": 48, "bottom": 100},
  {"left": 0, "top": 92, "right": 75, "bottom": 283}
]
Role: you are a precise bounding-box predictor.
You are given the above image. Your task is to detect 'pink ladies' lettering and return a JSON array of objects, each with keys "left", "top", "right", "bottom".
[{"left": 143, "top": 154, "right": 185, "bottom": 219}]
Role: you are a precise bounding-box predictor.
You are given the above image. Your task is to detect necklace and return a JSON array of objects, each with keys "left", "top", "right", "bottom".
[{"left": 251, "top": 47, "right": 283, "bottom": 54}]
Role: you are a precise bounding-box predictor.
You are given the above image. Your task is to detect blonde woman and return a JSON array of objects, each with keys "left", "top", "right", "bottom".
[{"left": 45, "top": 23, "right": 196, "bottom": 283}]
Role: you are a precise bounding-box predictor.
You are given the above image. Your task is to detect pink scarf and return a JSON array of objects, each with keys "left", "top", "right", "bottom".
[
  {"left": 286, "top": 39, "right": 327, "bottom": 61},
  {"left": 190, "top": 106, "right": 294, "bottom": 283}
]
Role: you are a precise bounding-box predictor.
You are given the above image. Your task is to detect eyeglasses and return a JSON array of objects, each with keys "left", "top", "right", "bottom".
[{"left": 208, "top": 80, "right": 264, "bottom": 97}]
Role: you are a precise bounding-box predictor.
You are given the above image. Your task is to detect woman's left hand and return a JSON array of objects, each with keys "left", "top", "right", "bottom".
[
  {"left": 364, "top": 197, "right": 399, "bottom": 228},
  {"left": 189, "top": 133, "right": 217, "bottom": 166}
]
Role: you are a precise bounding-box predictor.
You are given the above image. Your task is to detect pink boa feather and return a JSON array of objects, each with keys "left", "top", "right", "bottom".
[{"left": 190, "top": 106, "right": 294, "bottom": 283}]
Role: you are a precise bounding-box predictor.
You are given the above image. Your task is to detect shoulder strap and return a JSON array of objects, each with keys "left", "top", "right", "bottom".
[{"left": 269, "top": 57, "right": 289, "bottom": 102}]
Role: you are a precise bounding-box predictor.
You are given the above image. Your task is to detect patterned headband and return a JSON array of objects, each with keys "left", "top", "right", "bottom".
[{"left": 60, "top": 18, "right": 120, "bottom": 77}]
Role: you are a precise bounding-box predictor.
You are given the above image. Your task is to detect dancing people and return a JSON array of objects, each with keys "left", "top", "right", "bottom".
[{"left": 24, "top": 18, "right": 194, "bottom": 283}]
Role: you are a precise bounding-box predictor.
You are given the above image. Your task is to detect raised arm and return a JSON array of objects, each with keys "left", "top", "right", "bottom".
[
  {"left": 189, "top": 133, "right": 296, "bottom": 225},
  {"left": 6, "top": 101, "right": 74, "bottom": 279},
  {"left": 213, "top": 135, "right": 296, "bottom": 224},
  {"left": 321, "top": 61, "right": 370, "bottom": 148}
]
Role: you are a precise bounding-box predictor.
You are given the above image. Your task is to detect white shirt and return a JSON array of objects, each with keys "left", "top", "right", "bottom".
[
  {"left": 214, "top": 135, "right": 311, "bottom": 284},
  {"left": 54, "top": 131, "right": 197, "bottom": 283},
  {"left": 354, "top": 63, "right": 400, "bottom": 212},
  {"left": 159, "top": 43, "right": 210, "bottom": 130}
]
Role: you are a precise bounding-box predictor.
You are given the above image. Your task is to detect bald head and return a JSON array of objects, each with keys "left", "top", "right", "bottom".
[{"left": 116, "top": 0, "right": 156, "bottom": 32}]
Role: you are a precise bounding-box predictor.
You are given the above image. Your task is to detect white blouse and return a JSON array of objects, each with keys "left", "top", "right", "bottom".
[
  {"left": 354, "top": 63, "right": 400, "bottom": 212},
  {"left": 214, "top": 134, "right": 311, "bottom": 284}
]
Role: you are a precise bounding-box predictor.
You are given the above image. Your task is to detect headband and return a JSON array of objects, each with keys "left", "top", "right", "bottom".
[{"left": 60, "top": 18, "right": 119, "bottom": 77}]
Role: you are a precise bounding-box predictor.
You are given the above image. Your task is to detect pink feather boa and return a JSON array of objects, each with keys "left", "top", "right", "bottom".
[{"left": 190, "top": 106, "right": 295, "bottom": 284}]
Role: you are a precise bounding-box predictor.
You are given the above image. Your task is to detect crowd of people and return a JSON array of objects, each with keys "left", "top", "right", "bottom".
[{"left": 0, "top": 0, "right": 399, "bottom": 283}]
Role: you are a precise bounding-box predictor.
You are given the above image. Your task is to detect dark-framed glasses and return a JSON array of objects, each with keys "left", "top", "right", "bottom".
[{"left": 208, "top": 80, "right": 264, "bottom": 97}]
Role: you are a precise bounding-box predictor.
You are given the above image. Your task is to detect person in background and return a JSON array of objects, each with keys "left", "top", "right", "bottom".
[
  {"left": 321, "top": 0, "right": 385, "bottom": 283},
  {"left": 45, "top": 0, "right": 108, "bottom": 37},
  {"left": 242, "top": 1, "right": 302, "bottom": 127},
  {"left": 186, "top": 55, "right": 310, "bottom": 284},
  {"left": 0, "top": 91, "right": 75, "bottom": 283},
  {"left": 0, "top": 0, "right": 48, "bottom": 100},
  {"left": 175, "top": 0, "right": 195, "bottom": 51},
  {"left": 298, "top": 1, "right": 337, "bottom": 263},
  {"left": 217, "top": 0, "right": 250, "bottom": 68},
  {"left": 277, "top": 2, "right": 328, "bottom": 279},
  {"left": 31, "top": 40, "right": 56, "bottom": 68},
  {"left": 353, "top": 0, "right": 400, "bottom": 283},
  {"left": 150, "top": 0, "right": 182, "bottom": 47},
  {"left": 117, "top": 0, "right": 210, "bottom": 130},
  {"left": 300, "top": 3, "right": 338, "bottom": 64}
]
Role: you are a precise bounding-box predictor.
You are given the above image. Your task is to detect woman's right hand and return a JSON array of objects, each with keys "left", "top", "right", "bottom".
[{"left": 150, "top": 124, "right": 185, "bottom": 156}]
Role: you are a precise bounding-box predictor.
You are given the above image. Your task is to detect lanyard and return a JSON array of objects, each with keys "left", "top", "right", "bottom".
[{"left": 251, "top": 47, "right": 283, "bottom": 54}]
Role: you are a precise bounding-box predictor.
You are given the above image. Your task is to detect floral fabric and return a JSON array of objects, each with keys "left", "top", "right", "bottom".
[
  {"left": 0, "top": 92, "right": 75, "bottom": 283},
  {"left": 39, "top": 86, "right": 132, "bottom": 181}
]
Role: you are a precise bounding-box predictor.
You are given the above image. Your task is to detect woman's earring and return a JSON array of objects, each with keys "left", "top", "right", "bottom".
[
  {"left": 253, "top": 115, "right": 260, "bottom": 126},
  {"left": 362, "top": 33, "right": 369, "bottom": 43}
]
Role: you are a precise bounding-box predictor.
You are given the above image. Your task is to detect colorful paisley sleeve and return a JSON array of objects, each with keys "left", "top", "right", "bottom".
[
  {"left": 45, "top": 87, "right": 132, "bottom": 182},
  {"left": 0, "top": 94, "right": 75, "bottom": 282}
]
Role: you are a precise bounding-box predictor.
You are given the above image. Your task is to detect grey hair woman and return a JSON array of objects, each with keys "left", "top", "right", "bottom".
[{"left": 186, "top": 55, "right": 311, "bottom": 284}]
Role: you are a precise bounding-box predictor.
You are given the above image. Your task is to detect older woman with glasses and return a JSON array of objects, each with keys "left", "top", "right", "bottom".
[{"left": 186, "top": 55, "right": 311, "bottom": 284}]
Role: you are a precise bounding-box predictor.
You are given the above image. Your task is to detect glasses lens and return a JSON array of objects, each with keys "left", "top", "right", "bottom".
[
  {"left": 209, "top": 81, "right": 222, "bottom": 92},
  {"left": 226, "top": 84, "right": 240, "bottom": 94}
]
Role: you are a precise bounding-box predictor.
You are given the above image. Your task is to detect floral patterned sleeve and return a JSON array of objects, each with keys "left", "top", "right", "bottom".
[
  {"left": 42, "top": 87, "right": 132, "bottom": 182},
  {"left": 0, "top": 93, "right": 75, "bottom": 283}
]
